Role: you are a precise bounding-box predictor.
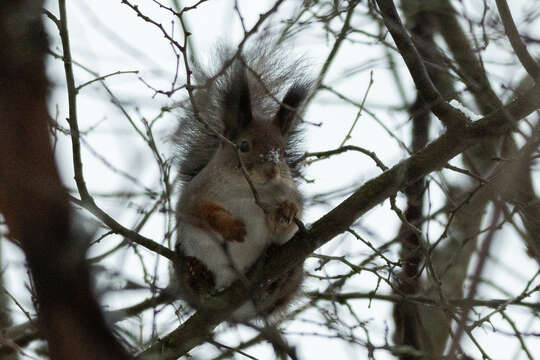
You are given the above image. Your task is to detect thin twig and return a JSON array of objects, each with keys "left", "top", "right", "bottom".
[{"left": 76, "top": 70, "right": 139, "bottom": 92}]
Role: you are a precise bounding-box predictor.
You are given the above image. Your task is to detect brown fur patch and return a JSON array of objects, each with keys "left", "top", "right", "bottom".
[{"left": 199, "top": 201, "right": 247, "bottom": 242}]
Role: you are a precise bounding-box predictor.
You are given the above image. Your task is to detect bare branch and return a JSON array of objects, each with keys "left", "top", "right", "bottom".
[
  {"left": 375, "top": 0, "right": 469, "bottom": 128},
  {"left": 139, "top": 78, "right": 540, "bottom": 358},
  {"left": 495, "top": 0, "right": 540, "bottom": 79}
]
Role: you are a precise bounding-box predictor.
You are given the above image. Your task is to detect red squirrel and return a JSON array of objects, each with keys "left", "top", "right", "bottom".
[{"left": 173, "top": 42, "right": 311, "bottom": 319}]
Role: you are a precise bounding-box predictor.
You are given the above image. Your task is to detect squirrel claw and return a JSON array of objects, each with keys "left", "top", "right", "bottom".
[{"left": 275, "top": 200, "right": 298, "bottom": 226}]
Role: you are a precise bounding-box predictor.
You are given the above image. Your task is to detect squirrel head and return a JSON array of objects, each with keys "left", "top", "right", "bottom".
[
  {"left": 174, "top": 42, "right": 312, "bottom": 185},
  {"left": 219, "top": 67, "right": 309, "bottom": 184}
]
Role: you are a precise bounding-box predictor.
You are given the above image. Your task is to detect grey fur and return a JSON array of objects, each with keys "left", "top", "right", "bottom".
[{"left": 173, "top": 41, "right": 312, "bottom": 183}]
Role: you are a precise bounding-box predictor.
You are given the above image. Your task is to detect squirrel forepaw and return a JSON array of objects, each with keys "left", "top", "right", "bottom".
[{"left": 274, "top": 200, "right": 299, "bottom": 226}]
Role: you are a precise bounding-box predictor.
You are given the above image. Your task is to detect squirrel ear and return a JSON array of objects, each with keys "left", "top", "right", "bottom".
[
  {"left": 223, "top": 66, "right": 252, "bottom": 140},
  {"left": 274, "top": 82, "right": 309, "bottom": 135}
]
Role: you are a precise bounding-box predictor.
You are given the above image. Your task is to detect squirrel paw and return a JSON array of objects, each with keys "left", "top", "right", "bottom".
[
  {"left": 221, "top": 217, "right": 247, "bottom": 242},
  {"left": 181, "top": 256, "right": 215, "bottom": 295},
  {"left": 274, "top": 200, "right": 299, "bottom": 226}
]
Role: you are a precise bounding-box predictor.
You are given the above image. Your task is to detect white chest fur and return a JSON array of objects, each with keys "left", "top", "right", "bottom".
[{"left": 178, "top": 195, "right": 273, "bottom": 289}]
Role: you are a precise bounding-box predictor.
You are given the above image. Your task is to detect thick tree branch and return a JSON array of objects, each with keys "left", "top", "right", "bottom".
[{"left": 140, "top": 76, "right": 540, "bottom": 358}]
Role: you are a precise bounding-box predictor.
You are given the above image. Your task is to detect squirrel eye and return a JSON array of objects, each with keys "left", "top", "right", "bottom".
[{"left": 239, "top": 141, "right": 250, "bottom": 153}]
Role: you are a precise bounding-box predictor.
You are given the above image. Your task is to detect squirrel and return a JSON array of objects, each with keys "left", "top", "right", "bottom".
[{"left": 173, "top": 42, "right": 311, "bottom": 319}]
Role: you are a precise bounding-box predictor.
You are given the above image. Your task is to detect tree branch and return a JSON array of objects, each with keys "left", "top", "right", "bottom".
[
  {"left": 0, "top": 1, "right": 131, "bottom": 358},
  {"left": 139, "top": 76, "right": 540, "bottom": 358},
  {"left": 375, "top": 0, "right": 468, "bottom": 128},
  {"left": 308, "top": 291, "right": 540, "bottom": 311},
  {"left": 495, "top": 0, "right": 540, "bottom": 80},
  {"left": 48, "top": 0, "right": 175, "bottom": 260}
]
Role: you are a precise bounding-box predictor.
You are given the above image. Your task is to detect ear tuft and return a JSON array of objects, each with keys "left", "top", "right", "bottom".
[
  {"left": 223, "top": 63, "right": 253, "bottom": 139},
  {"left": 274, "top": 82, "right": 310, "bottom": 135}
]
